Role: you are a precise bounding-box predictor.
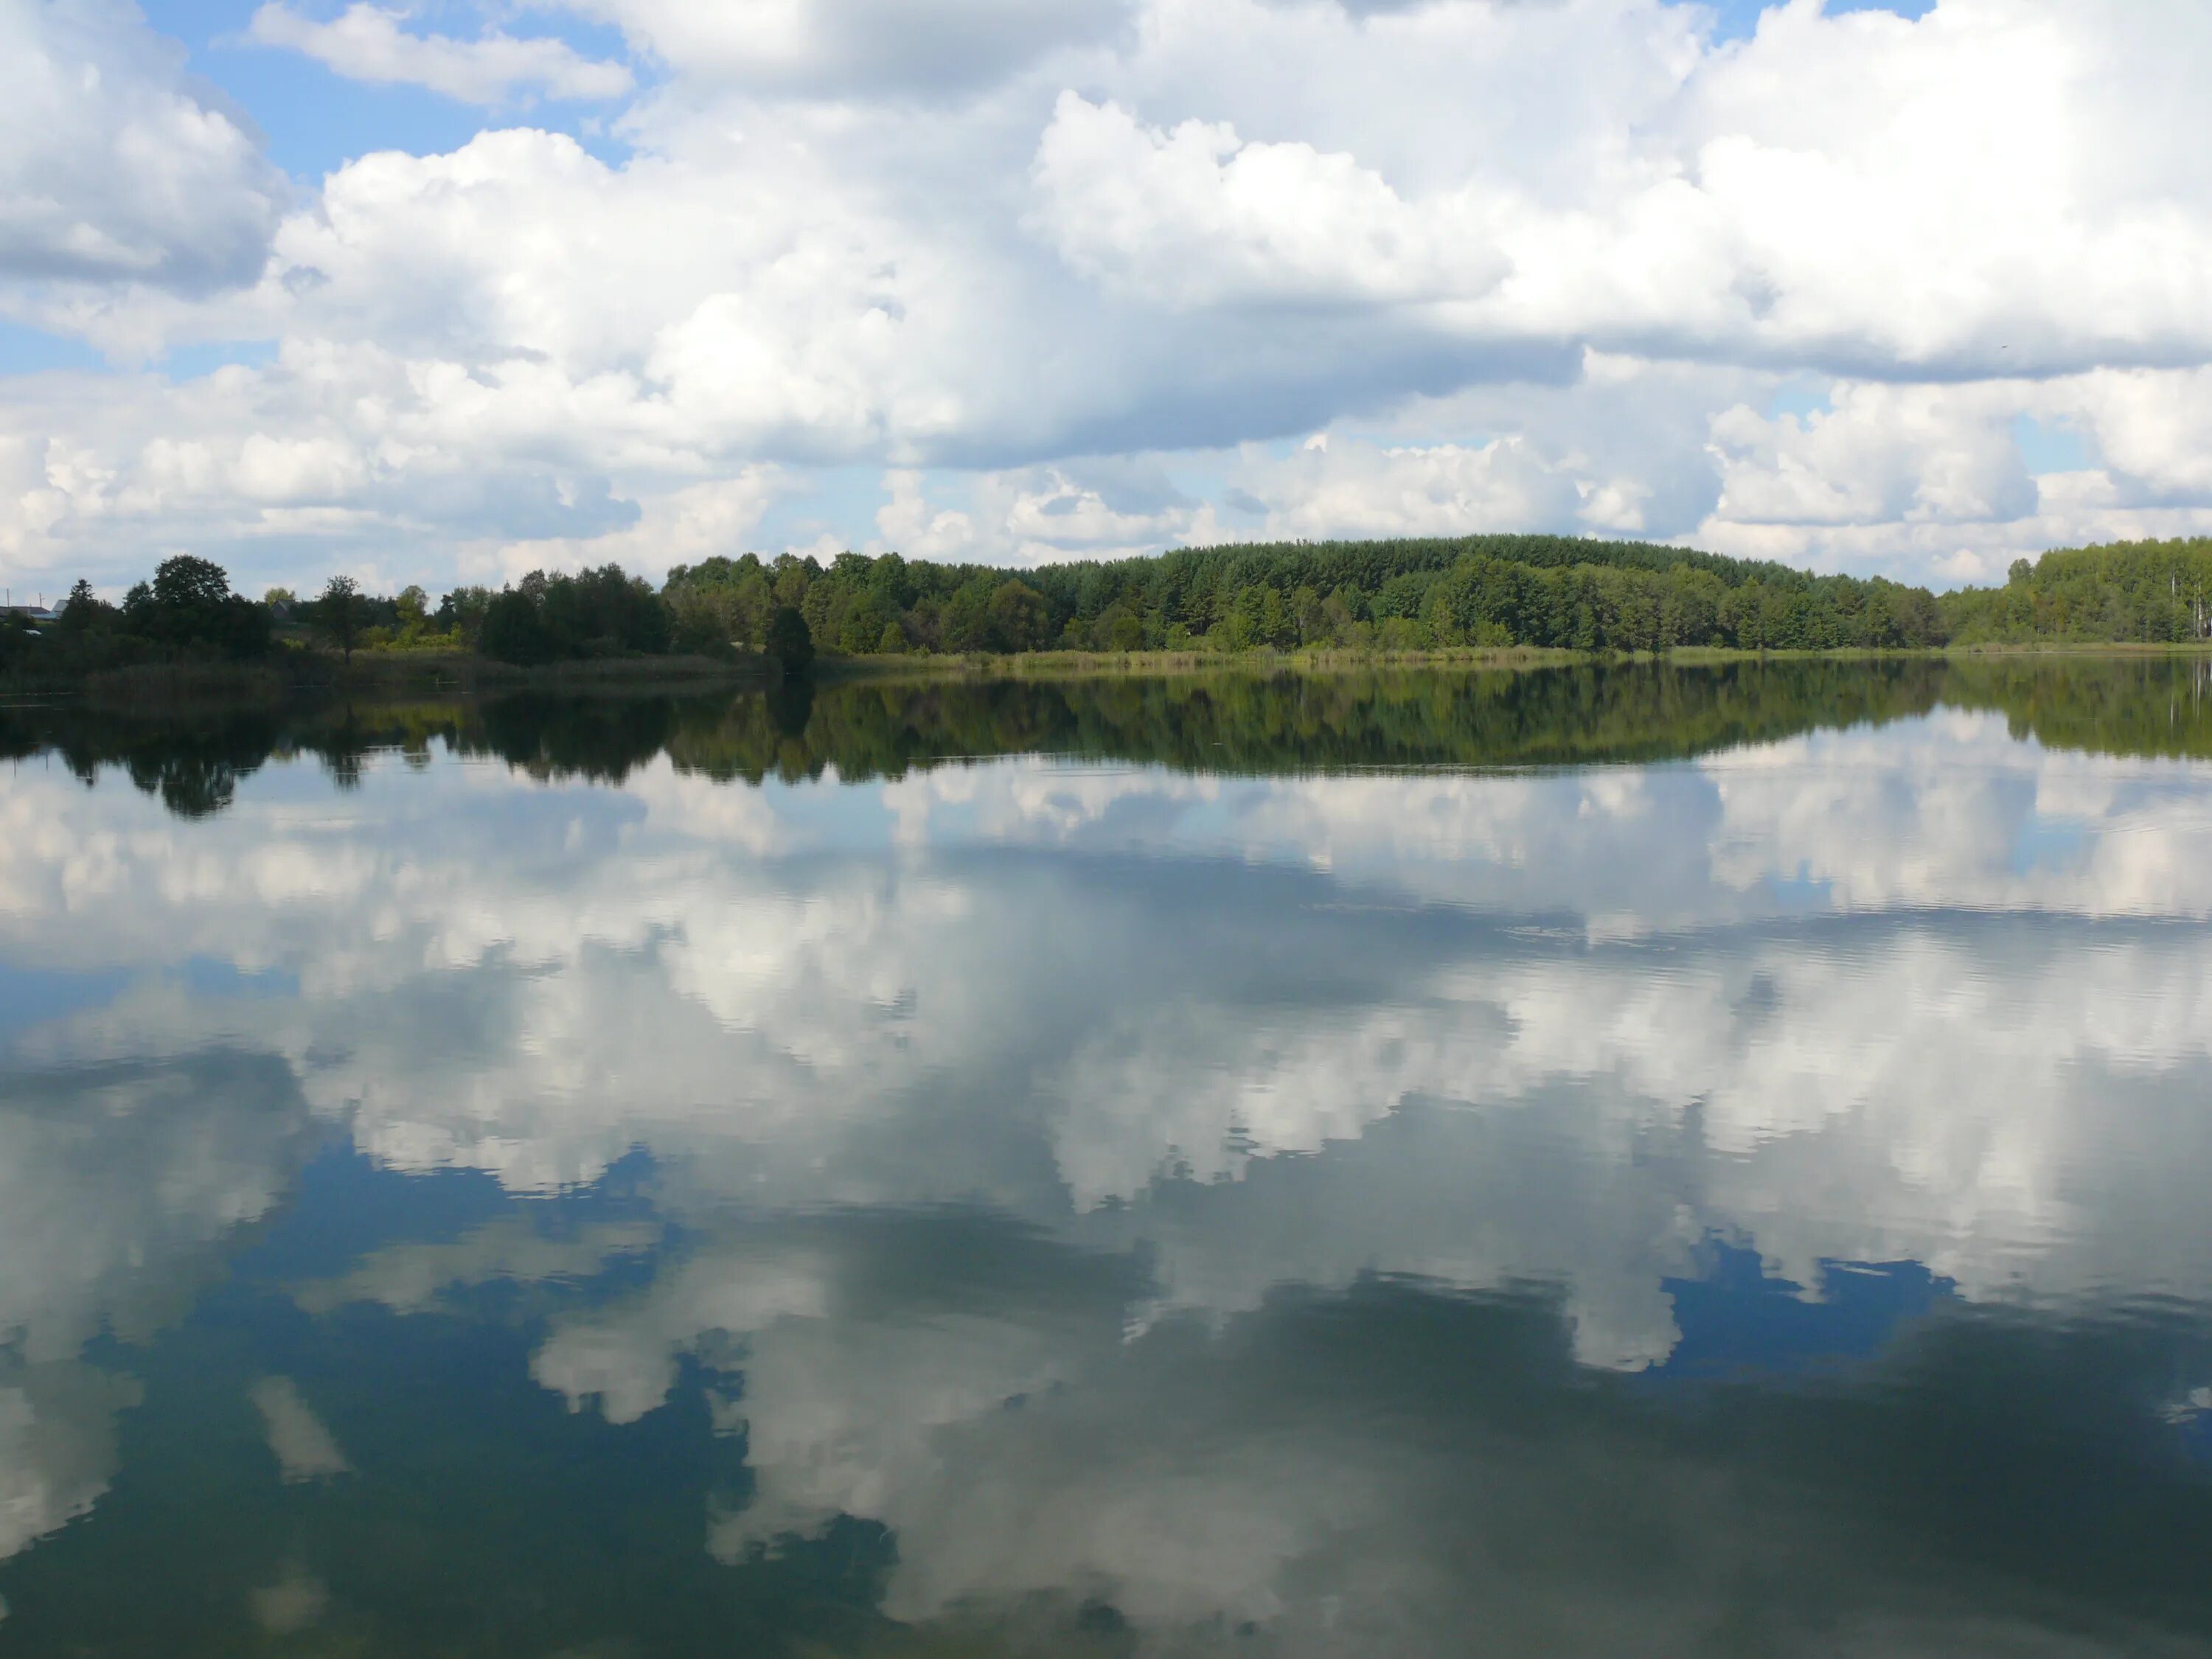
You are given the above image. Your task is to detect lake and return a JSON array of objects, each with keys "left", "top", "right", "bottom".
[{"left": 2, "top": 658, "right": 2211, "bottom": 1657}]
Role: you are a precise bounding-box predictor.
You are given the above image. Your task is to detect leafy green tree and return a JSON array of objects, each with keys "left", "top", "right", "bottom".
[
  {"left": 116, "top": 556, "right": 270, "bottom": 658},
  {"left": 316, "top": 574, "right": 366, "bottom": 663},
  {"left": 765, "top": 605, "right": 814, "bottom": 677},
  {"left": 988, "top": 580, "right": 1051, "bottom": 652},
  {"left": 58, "top": 578, "right": 111, "bottom": 637},
  {"left": 152, "top": 554, "right": 232, "bottom": 613},
  {"left": 479, "top": 589, "right": 554, "bottom": 665},
  {"left": 1096, "top": 603, "right": 1145, "bottom": 652},
  {"left": 436, "top": 586, "right": 496, "bottom": 646}
]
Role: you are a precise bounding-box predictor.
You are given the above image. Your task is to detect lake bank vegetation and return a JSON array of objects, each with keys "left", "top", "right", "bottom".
[
  {"left": 1940, "top": 539, "right": 2212, "bottom": 645},
  {"left": 669, "top": 534, "right": 1950, "bottom": 656},
  {"left": 7, "top": 535, "right": 2210, "bottom": 698}
]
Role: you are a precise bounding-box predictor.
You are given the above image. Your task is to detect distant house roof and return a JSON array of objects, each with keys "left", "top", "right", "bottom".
[{"left": 2, "top": 603, "right": 55, "bottom": 622}]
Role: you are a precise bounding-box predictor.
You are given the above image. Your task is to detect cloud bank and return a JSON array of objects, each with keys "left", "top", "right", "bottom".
[{"left": 4, "top": 0, "right": 2212, "bottom": 594}]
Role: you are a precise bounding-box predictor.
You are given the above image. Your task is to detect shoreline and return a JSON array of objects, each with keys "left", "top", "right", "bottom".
[
  {"left": 818, "top": 640, "right": 2212, "bottom": 682},
  {"left": 7, "top": 640, "right": 2209, "bottom": 709}
]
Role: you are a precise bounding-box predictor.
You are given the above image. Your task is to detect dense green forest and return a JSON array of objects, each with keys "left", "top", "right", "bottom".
[
  {"left": 666, "top": 534, "right": 1950, "bottom": 655},
  {"left": 1938, "top": 539, "right": 2212, "bottom": 644},
  {"left": 13, "top": 535, "right": 2212, "bottom": 685},
  {"left": 3, "top": 535, "right": 1952, "bottom": 681}
]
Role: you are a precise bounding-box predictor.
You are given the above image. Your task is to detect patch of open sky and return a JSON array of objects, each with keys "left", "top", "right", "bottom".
[
  {"left": 0, "top": 319, "right": 107, "bottom": 376},
  {"left": 1162, "top": 453, "right": 1257, "bottom": 540},
  {"left": 754, "top": 465, "right": 891, "bottom": 559},
  {"left": 1686, "top": 0, "right": 1935, "bottom": 45},
  {"left": 1767, "top": 374, "right": 1834, "bottom": 423},
  {"left": 2014, "top": 414, "right": 2095, "bottom": 476},
  {"left": 159, "top": 339, "right": 281, "bottom": 380},
  {"left": 139, "top": 0, "right": 644, "bottom": 181}
]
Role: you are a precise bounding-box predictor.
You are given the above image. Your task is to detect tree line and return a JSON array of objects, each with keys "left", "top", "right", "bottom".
[
  {"left": 664, "top": 534, "right": 1950, "bottom": 655},
  {"left": 1938, "top": 539, "right": 2212, "bottom": 644},
  {"left": 18, "top": 532, "right": 2212, "bottom": 685}
]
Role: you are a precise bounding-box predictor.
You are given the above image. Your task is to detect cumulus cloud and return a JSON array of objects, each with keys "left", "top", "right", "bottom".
[
  {"left": 1032, "top": 93, "right": 1509, "bottom": 309},
  {"left": 543, "top": 0, "right": 1130, "bottom": 97},
  {"left": 8, "top": 0, "right": 2212, "bottom": 590},
  {"left": 0, "top": 0, "right": 285, "bottom": 293},
  {"left": 246, "top": 3, "right": 634, "bottom": 105}
]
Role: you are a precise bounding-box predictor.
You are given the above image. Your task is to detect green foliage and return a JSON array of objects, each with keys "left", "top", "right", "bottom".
[
  {"left": 30, "top": 529, "right": 2212, "bottom": 691},
  {"left": 479, "top": 588, "right": 554, "bottom": 666},
  {"left": 434, "top": 585, "right": 496, "bottom": 646},
  {"left": 765, "top": 604, "right": 815, "bottom": 675},
  {"left": 701, "top": 534, "right": 1954, "bottom": 658},
  {"left": 479, "top": 566, "right": 671, "bottom": 666},
  {"left": 314, "top": 574, "right": 365, "bottom": 662},
  {"left": 664, "top": 553, "right": 775, "bottom": 655},
  {"left": 1941, "top": 539, "right": 2212, "bottom": 644},
  {"left": 121, "top": 556, "right": 272, "bottom": 660},
  {"left": 150, "top": 554, "right": 232, "bottom": 613},
  {"left": 58, "top": 578, "right": 112, "bottom": 638}
]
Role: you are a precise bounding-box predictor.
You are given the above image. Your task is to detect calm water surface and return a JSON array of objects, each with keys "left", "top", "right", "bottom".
[{"left": 3, "top": 660, "right": 2211, "bottom": 1656}]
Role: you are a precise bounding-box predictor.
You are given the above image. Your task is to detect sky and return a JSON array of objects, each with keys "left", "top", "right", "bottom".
[{"left": 1, "top": 0, "right": 2207, "bottom": 601}]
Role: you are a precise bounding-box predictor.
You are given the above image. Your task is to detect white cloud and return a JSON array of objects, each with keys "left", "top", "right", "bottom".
[
  {"left": 1031, "top": 93, "right": 1509, "bottom": 308},
  {"left": 543, "top": 0, "right": 1129, "bottom": 97},
  {"left": 1708, "top": 381, "right": 2039, "bottom": 529},
  {"left": 1232, "top": 433, "right": 1588, "bottom": 541},
  {"left": 0, "top": 0, "right": 285, "bottom": 292},
  {"left": 872, "top": 464, "right": 1217, "bottom": 566},
  {"left": 247, "top": 4, "right": 634, "bottom": 104},
  {"left": 9, "top": 0, "right": 2212, "bottom": 590}
]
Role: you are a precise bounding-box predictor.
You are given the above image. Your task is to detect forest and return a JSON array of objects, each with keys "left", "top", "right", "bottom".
[
  {"left": 663, "top": 533, "right": 1950, "bottom": 656},
  {"left": 1937, "top": 539, "right": 2212, "bottom": 644},
  {"left": 10, "top": 534, "right": 2212, "bottom": 684}
]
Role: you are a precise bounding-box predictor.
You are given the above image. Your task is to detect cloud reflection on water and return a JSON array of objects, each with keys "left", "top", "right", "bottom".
[{"left": 1, "top": 684, "right": 2211, "bottom": 1650}]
